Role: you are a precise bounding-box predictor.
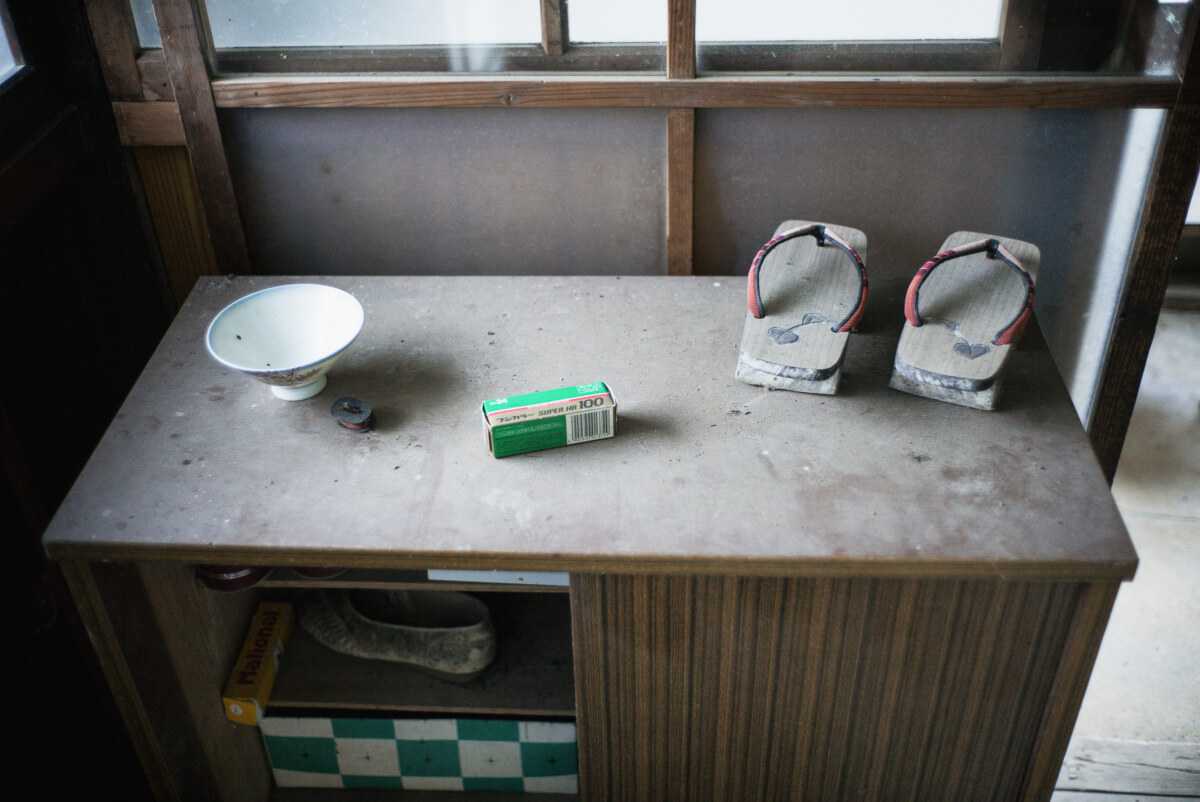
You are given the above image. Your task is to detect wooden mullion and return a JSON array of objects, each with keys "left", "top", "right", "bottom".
[
  {"left": 1088, "top": 12, "right": 1200, "bottom": 480},
  {"left": 666, "top": 108, "right": 695, "bottom": 276},
  {"left": 541, "top": 0, "right": 567, "bottom": 57},
  {"left": 193, "top": 0, "right": 220, "bottom": 73},
  {"left": 152, "top": 0, "right": 249, "bottom": 272},
  {"left": 668, "top": 0, "right": 697, "bottom": 79},
  {"left": 210, "top": 73, "right": 1180, "bottom": 110},
  {"left": 666, "top": 1, "right": 697, "bottom": 275},
  {"left": 82, "top": 0, "right": 145, "bottom": 101},
  {"left": 134, "top": 146, "right": 220, "bottom": 306}
]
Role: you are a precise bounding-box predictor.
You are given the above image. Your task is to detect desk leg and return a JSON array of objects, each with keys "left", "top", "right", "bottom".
[
  {"left": 572, "top": 574, "right": 1098, "bottom": 802},
  {"left": 60, "top": 561, "right": 271, "bottom": 802},
  {"left": 59, "top": 560, "right": 179, "bottom": 801}
]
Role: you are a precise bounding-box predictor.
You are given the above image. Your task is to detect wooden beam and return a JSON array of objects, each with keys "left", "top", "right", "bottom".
[
  {"left": 82, "top": 0, "right": 144, "bottom": 101},
  {"left": 153, "top": 0, "right": 250, "bottom": 272},
  {"left": 666, "top": 109, "right": 694, "bottom": 276},
  {"left": 136, "top": 50, "right": 175, "bottom": 101},
  {"left": 668, "top": 0, "right": 696, "bottom": 80},
  {"left": 210, "top": 74, "right": 1180, "bottom": 110},
  {"left": 999, "top": 0, "right": 1049, "bottom": 70},
  {"left": 112, "top": 101, "right": 185, "bottom": 146},
  {"left": 540, "top": 0, "right": 566, "bottom": 57},
  {"left": 1088, "top": 14, "right": 1200, "bottom": 481}
]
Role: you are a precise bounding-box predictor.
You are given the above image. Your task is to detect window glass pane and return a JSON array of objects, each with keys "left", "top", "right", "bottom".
[
  {"left": 569, "top": 0, "right": 666, "bottom": 44},
  {"left": 203, "top": 0, "right": 540, "bottom": 48},
  {"left": 696, "top": 0, "right": 1003, "bottom": 42},
  {"left": 129, "top": 0, "right": 160, "bottom": 48},
  {"left": 0, "top": 1, "right": 23, "bottom": 85}
]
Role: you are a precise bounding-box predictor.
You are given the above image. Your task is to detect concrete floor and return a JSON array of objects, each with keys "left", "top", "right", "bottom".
[
  {"left": 1053, "top": 309, "right": 1200, "bottom": 800},
  {"left": 1072, "top": 309, "right": 1200, "bottom": 745}
]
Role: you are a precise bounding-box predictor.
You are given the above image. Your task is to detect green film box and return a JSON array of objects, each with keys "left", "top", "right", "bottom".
[{"left": 483, "top": 382, "right": 616, "bottom": 458}]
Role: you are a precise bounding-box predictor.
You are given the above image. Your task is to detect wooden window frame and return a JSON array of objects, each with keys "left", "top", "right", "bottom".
[{"left": 185, "top": 0, "right": 1047, "bottom": 75}]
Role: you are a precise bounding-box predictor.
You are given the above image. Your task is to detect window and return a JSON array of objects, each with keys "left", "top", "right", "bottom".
[
  {"left": 0, "top": 0, "right": 24, "bottom": 87},
  {"left": 695, "top": 0, "right": 1003, "bottom": 42},
  {"left": 130, "top": 0, "right": 160, "bottom": 48},
  {"left": 204, "top": 0, "right": 540, "bottom": 48},
  {"left": 127, "top": 0, "right": 1192, "bottom": 76},
  {"left": 569, "top": 0, "right": 665, "bottom": 44}
]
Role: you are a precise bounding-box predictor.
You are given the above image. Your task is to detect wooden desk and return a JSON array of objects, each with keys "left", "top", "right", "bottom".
[{"left": 44, "top": 276, "right": 1136, "bottom": 801}]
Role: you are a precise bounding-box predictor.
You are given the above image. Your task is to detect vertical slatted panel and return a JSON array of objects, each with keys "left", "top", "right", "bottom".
[
  {"left": 570, "top": 571, "right": 608, "bottom": 798},
  {"left": 572, "top": 574, "right": 1086, "bottom": 801},
  {"left": 1020, "top": 582, "right": 1121, "bottom": 800},
  {"left": 134, "top": 146, "right": 219, "bottom": 305}
]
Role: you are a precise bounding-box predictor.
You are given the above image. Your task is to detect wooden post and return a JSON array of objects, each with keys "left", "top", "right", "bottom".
[
  {"left": 152, "top": 0, "right": 250, "bottom": 272},
  {"left": 82, "top": 0, "right": 145, "bottom": 101},
  {"left": 541, "top": 0, "right": 566, "bottom": 57},
  {"left": 667, "top": 0, "right": 696, "bottom": 276},
  {"left": 1089, "top": 13, "right": 1200, "bottom": 481}
]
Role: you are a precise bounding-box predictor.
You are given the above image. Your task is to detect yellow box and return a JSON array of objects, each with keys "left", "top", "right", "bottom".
[{"left": 222, "top": 601, "right": 294, "bottom": 725}]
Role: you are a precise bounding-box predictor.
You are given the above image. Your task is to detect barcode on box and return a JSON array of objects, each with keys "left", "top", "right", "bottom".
[
  {"left": 567, "top": 408, "right": 613, "bottom": 444},
  {"left": 483, "top": 382, "right": 617, "bottom": 457}
]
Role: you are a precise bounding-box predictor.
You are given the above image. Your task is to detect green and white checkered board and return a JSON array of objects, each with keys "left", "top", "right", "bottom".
[{"left": 261, "top": 717, "right": 578, "bottom": 793}]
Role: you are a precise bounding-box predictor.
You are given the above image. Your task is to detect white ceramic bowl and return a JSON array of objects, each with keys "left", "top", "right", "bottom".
[{"left": 205, "top": 284, "right": 364, "bottom": 401}]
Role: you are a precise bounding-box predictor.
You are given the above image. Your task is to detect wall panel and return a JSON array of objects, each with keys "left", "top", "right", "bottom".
[{"left": 220, "top": 107, "right": 668, "bottom": 276}]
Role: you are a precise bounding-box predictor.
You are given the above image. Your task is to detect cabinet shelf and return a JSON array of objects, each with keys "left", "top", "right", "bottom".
[
  {"left": 269, "top": 593, "right": 575, "bottom": 718},
  {"left": 259, "top": 568, "right": 570, "bottom": 594}
]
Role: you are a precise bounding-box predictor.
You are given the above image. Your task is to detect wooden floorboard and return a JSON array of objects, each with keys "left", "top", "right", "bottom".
[
  {"left": 1056, "top": 738, "right": 1200, "bottom": 798},
  {"left": 1053, "top": 794, "right": 1198, "bottom": 801}
]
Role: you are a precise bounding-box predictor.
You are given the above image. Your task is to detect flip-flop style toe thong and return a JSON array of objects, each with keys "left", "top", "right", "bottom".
[
  {"left": 735, "top": 220, "right": 868, "bottom": 395},
  {"left": 890, "top": 231, "right": 1040, "bottom": 410}
]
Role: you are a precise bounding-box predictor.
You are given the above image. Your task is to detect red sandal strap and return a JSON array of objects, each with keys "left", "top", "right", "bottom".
[
  {"left": 746, "top": 224, "right": 868, "bottom": 333},
  {"left": 904, "top": 238, "right": 1034, "bottom": 346}
]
